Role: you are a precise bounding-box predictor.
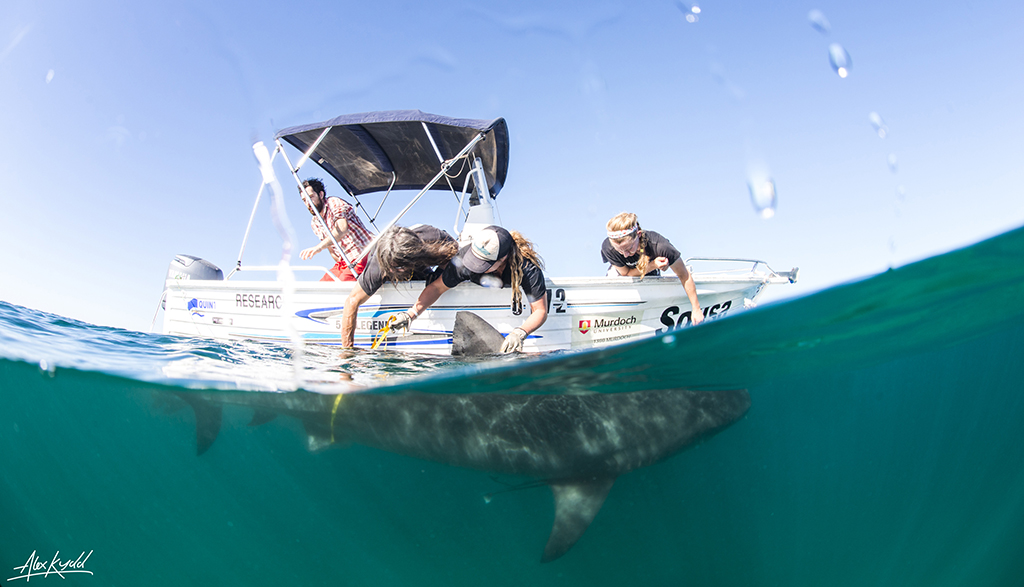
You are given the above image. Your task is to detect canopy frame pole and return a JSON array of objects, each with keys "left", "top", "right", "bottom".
[
  {"left": 422, "top": 122, "right": 445, "bottom": 163},
  {"left": 230, "top": 143, "right": 281, "bottom": 279},
  {"left": 294, "top": 126, "right": 333, "bottom": 171},
  {"left": 369, "top": 172, "right": 397, "bottom": 224},
  {"left": 453, "top": 171, "right": 473, "bottom": 237},
  {"left": 422, "top": 121, "right": 466, "bottom": 204},
  {"left": 276, "top": 132, "right": 357, "bottom": 274},
  {"left": 350, "top": 130, "right": 489, "bottom": 264}
]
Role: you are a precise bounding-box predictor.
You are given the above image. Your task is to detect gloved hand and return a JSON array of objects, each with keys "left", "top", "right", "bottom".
[
  {"left": 391, "top": 311, "right": 415, "bottom": 330},
  {"left": 500, "top": 327, "right": 528, "bottom": 353}
]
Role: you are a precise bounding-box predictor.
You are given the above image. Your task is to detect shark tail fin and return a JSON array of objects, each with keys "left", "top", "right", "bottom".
[
  {"left": 542, "top": 476, "right": 616, "bottom": 563},
  {"left": 175, "top": 393, "right": 223, "bottom": 456}
]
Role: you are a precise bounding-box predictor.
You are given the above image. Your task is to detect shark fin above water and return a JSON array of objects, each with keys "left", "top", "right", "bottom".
[
  {"left": 543, "top": 477, "right": 617, "bottom": 562},
  {"left": 451, "top": 311, "right": 506, "bottom": 356}
]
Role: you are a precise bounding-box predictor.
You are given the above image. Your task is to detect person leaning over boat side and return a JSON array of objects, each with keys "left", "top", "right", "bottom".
[
  {"left": 340, "top": 224, "right": 459, "bottom": 348},
  {"left": 299, "top": 177, "right": 374, "bottom": 281},
  {"left": 602, "top": 212, "right": 704, "bottom": 326},
  {"left": 391, "top": 225, "right": 548, "bottom": 353}
]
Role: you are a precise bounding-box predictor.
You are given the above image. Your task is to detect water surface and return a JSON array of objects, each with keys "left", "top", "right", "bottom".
[{"left": 3, "top": 225, "right": 1024, "bottom": 585}]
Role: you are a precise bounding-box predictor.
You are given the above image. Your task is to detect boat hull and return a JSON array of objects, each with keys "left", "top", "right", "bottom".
[{"left": 161, "top": 275, "right": 768, "bottom": 353}]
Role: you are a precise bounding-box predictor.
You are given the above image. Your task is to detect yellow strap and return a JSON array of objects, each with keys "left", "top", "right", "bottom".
[
  {"left": 330, "top": 393, "right": 345, "bottom": 443},
  {"left": 370, "top": 315, "right": 397, "bottom": 350}
]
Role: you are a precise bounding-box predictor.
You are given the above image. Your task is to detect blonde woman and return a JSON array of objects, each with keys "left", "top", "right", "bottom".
[
  {"left": 602, "top": 212, "right": 703, "bottom": 326},
  {"left": 392, "top": 225, "right": 547, "bottom": 353}
]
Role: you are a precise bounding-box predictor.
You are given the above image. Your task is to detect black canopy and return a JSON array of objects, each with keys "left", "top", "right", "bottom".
[{"left": 275, "top": 110, "right": 509, "bottom": 197}]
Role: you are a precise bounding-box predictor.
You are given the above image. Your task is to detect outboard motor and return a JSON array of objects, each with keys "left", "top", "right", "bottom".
[
  {"left": 166, "top": 254, "right": 223, "bottom": 281},
  {"left": 161, "top": 255, "right": 223, "bottom": 310}
]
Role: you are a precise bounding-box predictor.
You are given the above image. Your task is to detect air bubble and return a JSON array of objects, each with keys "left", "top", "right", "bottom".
[
  {"left": 663, "top": 334, "right": 676, "bottom": 345},
  {"left": 808, "top": 10, "right": 831, "bottom": 35},
  {"left": 747, "top": 178, "right": 778, "bottom": 219},
  {"left": 887, "top": 153, "right": 898, "bottom": 172},
  {"left": 869, "top": 112, "right": 888, "bottom": 138},
  {"left": 828, "top": 43, "right": 851, "bottom": 78},
  {"left": 38, "top": 360, "right": 56, "bottom": 377},
  {"left": 45, "top": 69, "right": 54, "bottom": 84},
  {"left": 675, "top": 0, "right": 700, "bottom": 22}
]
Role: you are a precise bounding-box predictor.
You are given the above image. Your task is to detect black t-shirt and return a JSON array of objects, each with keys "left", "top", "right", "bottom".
[
  {"left": 357, "top": 225, "right": 456, "bottom": 296},
  {"left": 440, "top": 248, "right": 548, "bottom": 304},
  {"left": 600, "top": 230, "right": 681, "bottom": 276}
]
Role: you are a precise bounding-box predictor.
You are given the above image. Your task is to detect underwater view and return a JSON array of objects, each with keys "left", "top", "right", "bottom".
[
  {"left": 3, "top": 224, "right": 1024, "bottom": 586},
  {"left": 4, "top": 0, "right": 1024, "bottom": 585}
]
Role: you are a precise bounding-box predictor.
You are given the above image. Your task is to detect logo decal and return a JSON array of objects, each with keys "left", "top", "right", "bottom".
[
  {"left": 571, "top": 312, "right": 643, "bottom": 347},
  {"left": 187, "top": 298, "right": 215, "bottom": 317}
]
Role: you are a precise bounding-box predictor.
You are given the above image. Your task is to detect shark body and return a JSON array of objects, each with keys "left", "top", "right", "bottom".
[{"left": 177, "top": 313, "right": 750, "bottom": 561}]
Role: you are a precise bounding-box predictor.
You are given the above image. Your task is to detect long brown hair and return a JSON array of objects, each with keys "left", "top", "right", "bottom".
[
  {"left": 508, "top": 230, "right": 544, "bottom": 310},
  {"left": 375, "top": 226, "right": 459, "bottom": 281},
  {"left": 606, "top": 212, "right": 649, "bottom": 278}
]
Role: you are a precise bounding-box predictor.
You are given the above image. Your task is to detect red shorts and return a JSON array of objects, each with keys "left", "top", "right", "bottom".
[{"left": 321, "top": 257, "right": 368, "bottom": 282}]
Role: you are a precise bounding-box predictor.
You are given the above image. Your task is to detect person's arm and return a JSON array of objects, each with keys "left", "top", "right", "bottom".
[
  {"left": 300, "top": 217, "right": 350, "bottom": 261},
  {"left": 611, "top": 264, "right": 640, "bottom": 276},
  {"left": 500, "top": 296, "right": 549, "bottom": 353},
  {"left": 340, "top": 284, "right": 371, "bottom": 347},
  {"left": 668, "top": 258, "right": 703, "bottom": 326},
  {"left": 407, "top": 278, "right": 450, "bottom": 320},
  {"left": 520, "top": 297, "right": 548, "bottom": 334}
]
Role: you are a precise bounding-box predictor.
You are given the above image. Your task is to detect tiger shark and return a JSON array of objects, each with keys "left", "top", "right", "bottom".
[{"left": 175, "top": 313, "right": 750, "bottom": 562}]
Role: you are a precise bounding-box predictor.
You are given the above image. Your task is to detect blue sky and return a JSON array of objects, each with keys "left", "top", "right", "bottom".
[{"left": 1, "top": 0, "right": 1022, "bottom": 331}]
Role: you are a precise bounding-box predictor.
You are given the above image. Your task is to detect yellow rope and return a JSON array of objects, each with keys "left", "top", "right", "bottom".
[
  {"left": 330, "top": 393, "right": 345, "bottom": 443},
  {"left": 370, "top": 315, "right": 397, "bottom": 350}
]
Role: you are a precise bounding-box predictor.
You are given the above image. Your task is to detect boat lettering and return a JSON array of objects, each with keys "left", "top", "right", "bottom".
[
  {"left": 550, "top": 288, "right": 567, "bottom": 313},
  {"left": 656, "top": 300, "right": 732, "bottom": 334},
  {"left": 235, "top": 293, "right": 283, "bottom": 309},
  {"left": 358, "top": 319, "right": 399, "bottom": 331},
  {"left": 582, "top": 315, "right": 637, "bottom": 332}
]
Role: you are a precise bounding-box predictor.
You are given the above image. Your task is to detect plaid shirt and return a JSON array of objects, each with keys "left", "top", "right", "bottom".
[{"left": 312, "top": 196, "right": 374, "bottom": 266}]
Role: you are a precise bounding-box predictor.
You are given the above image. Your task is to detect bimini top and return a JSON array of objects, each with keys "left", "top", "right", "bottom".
[{"left": 275, "top": 110, "right": 509, "bottom": 198}]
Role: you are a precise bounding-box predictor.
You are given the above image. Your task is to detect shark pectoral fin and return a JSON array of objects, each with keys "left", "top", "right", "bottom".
[
  {"left": 175, "top": 393, "right": 223, "bottom": 456},
  {"left": 302, "top": 419, "right": 335, "bottom": 453},
  {"left": 542, "top": 477, "right": 616, "bottom": 563},
  {"left": 248, "top": 409, "right": 278, "bottom": 427}
]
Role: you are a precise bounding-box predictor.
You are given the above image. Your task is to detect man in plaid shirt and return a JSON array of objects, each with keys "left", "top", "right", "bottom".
[{"left": 299, "top": 178, "right": 374, "bottom": 281}]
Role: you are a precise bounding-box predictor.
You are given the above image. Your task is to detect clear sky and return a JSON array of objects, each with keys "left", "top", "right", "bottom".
[{"left": 2, "top": 0, "right": 1022, "bottom": 332}]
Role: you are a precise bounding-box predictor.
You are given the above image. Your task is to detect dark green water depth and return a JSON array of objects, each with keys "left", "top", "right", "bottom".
[{"left": 3, "top": 226, "right": 1024, "bottom": 585}]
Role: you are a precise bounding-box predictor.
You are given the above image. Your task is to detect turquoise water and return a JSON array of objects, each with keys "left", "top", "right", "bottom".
[{"left": 3, "top": 226, "right": 1024, "bottom": 585}]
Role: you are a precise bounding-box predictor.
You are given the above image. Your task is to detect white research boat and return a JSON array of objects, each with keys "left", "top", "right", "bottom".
[{"left": 158, "top": 110, "right": 798, "bottom": 353}]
